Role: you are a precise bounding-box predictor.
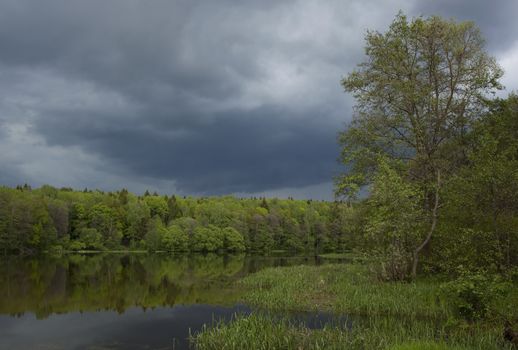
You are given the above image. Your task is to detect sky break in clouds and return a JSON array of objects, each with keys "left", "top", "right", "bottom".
[{"left": 0, "top": 0, "right": 517, "bottom": 200}]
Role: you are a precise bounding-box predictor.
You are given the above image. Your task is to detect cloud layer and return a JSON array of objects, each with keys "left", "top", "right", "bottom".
[{"left": 0, "top": 0, "right": 517, "bottom": 198}]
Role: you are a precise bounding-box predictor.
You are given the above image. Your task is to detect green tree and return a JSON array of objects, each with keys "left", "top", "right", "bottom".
[
  {"left": 337, "top": 13, "right": 502, "bottom": 278},
  {"left": 366, "top": 158, "right": 425, "bottom": 280},
  {"left": 434, "top": 95, "right": 518, "bottom": 272},
  {"left": 125, "top": 199, "right": 151, "bottom": 246},
  {"left": 88, "top": 204, "right": 122, "bottom": 248},
  {"left": 248, "top": 211, "right": 274, "bottom": 252},
  {"left": 166, "top": 195, "right": 183, "bottom": 223},
  {"left": 191, "top": 225, "right": 224, "bottom": 252},
  {"left": 143, "top": 196, "right": 168, "bottom": 222},
  {"left": 162, "top": 224, "right": 189, "bottom": 252},
  {"left": 77, "top": 227, "right": 103, "bottom": 250},
  {"left": 222, "top": 227, "right": 246, "bottom": 252},
  {"left": 47, "top": 199, "right": 69, "bottom": 239},
  {"left": 144, "top": 216, "right": 166, "bottom": 251}
]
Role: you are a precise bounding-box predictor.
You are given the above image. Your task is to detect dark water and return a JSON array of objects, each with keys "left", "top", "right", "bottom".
[{"left": 0, "top": 254, "right": 339, "bottom": 349}]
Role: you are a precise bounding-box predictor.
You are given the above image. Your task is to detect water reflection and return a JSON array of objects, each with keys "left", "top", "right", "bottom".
[
  {"left": 0, "top": 254, "right": 325, "bottom": 349},
  {"left": 0, "top": 254, "right": 322, "bottom": 318}
]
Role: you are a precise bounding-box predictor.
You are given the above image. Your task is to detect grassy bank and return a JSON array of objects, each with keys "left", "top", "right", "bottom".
[
  {"left": 193, "top": 314, "right": 500, "bottom": 350},
  {"left": 192, "top": 264, "right": 518, "bottom": 349},
  {"left": 240, "top": 264, "right": 450, "bottom": 319}
]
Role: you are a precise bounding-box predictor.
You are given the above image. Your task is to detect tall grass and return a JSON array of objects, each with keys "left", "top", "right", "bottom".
[
  {"left": 192, "top": 313, "right": 511, "bottom": 350},
  {"left": 193, "top": 264, "right": 517, "bottom": 349},
  {"left": 239, "top": 264, "right": 451, "bottom": 319}
]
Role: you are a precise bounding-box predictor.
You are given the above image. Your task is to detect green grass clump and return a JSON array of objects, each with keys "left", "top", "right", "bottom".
[
  {"left": 192, "top": 314, "right": 347, "bottom": 350},
  {"left": 240, "top": 264, "right": 450, "bottom": 319},
  {"left": 192, "top": 314, "right": 509, "bottom": 350},
  {"left": 388, "top": 341, "right": 468, "bottom": 350}
]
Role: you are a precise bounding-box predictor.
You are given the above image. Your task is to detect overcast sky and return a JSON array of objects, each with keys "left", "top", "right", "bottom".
[{"left": 0, "top": 0, "right": 517, "bottom": 199}]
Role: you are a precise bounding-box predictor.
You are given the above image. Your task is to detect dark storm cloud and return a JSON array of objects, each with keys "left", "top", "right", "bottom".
[
  {"left": 0, "top": 0, "right": 516, "bottom": 197},
  {"left": 414, "top": 0, "right": 518, "bottom": 52},
  {"left": 34, "top": 105, "right": 338, "bottom": 194}
]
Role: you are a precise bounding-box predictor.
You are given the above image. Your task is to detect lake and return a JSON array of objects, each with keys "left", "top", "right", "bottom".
[{"left": 0, "top": 254, "right": 338, "bottom": 349}]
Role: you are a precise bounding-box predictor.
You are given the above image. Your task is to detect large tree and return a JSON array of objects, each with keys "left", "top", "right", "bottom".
[{"left": 337, "top": 13, "right": 502, "bottom": 277}]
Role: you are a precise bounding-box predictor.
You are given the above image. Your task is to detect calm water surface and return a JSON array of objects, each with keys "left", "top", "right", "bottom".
[{"left": 0, "top": 254, "right": 336, "bottom": 349}]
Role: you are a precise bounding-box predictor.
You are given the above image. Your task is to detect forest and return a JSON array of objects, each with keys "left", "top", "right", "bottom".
[{"left": 0, "top": 185, "right": 351, "bottom": 254}]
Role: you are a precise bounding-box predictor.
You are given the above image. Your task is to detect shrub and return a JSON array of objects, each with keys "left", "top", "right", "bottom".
[
  {"left": 370, "top": 246, "right": 412, "bottom": 282},
  {"left": 442, "top": 268, "right": 507, "bottom": 320}
]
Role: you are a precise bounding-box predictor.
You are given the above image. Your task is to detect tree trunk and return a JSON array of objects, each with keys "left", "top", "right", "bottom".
[{"left": 412, "top": 169, "right": 441, "bottom": 279}]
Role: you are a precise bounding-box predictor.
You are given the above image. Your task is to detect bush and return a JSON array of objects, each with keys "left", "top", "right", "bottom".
[
  {"left": 431, "top": 228, "right": 503, "bottom": 274},
  {"left": 371, "top": 246, "right": 412, "bottom": 282},
  {"left": 442, "top": 268, "right": 507, "bottom": 320}
]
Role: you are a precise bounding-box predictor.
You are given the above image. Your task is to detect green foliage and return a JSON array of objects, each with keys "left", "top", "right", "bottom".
[
  {"left": 431, "top": 229, "right": 503, "bottom": 274},
  {"left": 0, "top": 187, "right": 56, "bottom": 253},
  {"left": 88, "top": 204, "right": 122, "bottom": 248},
  {"left": 143, "top": 195, "right": 168, "bottom": 222},
  {"left": 222, "top": 227, "right": 246, "bottom": 252},
  {"left": 166, "top": 195, "right": 182, "bottom": 222},
  {"left": 338, "top": 13, "right": 501, "bottom": 198},
  {"left": 336, "top": 12, "right": 517, "bottom": 281},
  {"left": 365, "top": 158, "right": 425, "bottom": 280},
  {"left": 144, "top": 216, "right": 166, "bottom": 251},
  {"left": 431, "top": 95, "right": 518, "bottom": 274},
  {"left": 0, "top": 186, "right": 343, "bottom": 254},
  {"left": 125, "top": 199, "right": 151, "bottom": 245},
  {"left": 192, "top": 225, "right": 224, "bottom": 252},
  {"left": 76, "top": 227, "right": 103, "bottom": 250},
  {"left": 162, "top": 224, "right": 189, "bottom": 252},
  {"left": 441, "top": 269, "right": 507, "bottom": 321},
  {"left": 68, "top": 240, "right": 86, "bottom": 251}
]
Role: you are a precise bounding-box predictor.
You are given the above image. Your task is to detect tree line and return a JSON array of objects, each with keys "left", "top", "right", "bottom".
[{"left": 0, "top": 185, "right": 353, "bottom": 254}]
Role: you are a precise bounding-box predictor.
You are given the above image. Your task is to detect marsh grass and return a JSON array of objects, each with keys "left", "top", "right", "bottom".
[
  {"left": 192, "top": 313, "right": 511, "bottom": 350},
  {"left": 193, "top": 264, "right": 518, "bottom": 349},
  {"left": 239, "top": 264, "right": 451, "bottom": 319}
]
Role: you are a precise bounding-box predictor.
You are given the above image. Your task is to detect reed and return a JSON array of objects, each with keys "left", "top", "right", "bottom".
[
  {"left": 192, "top": 313, "right": 510, "bottom": 350},
  {"left": 239, "top": 264, "right": 450, "bottom": 319},
  {"left": 193, "top": 264, "right": 517, "bottom": 349}
]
